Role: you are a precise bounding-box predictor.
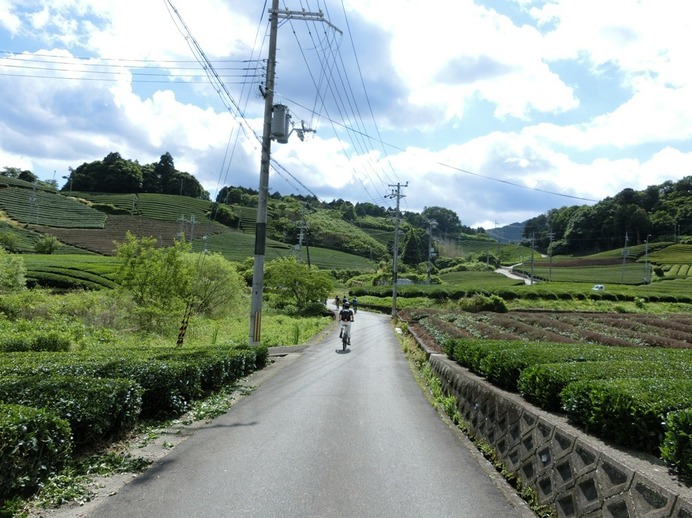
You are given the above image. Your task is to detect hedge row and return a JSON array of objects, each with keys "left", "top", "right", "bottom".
[
  {"left": 0, "top": 404, "right": 72, "bottom": 499},
  {"left": 446, "top": 338, "right": 692, "bottom": 477},
  {"left": 352, "top": 285, "right": 692, "bottom": 304},
  {"left": 0, "top": 345, "right": 269, "bottom": 501},
  {"left": 518, "top": 360, "right": 692, "bottom": 412},
  {"left": 0, "top": 375, "right": 142, "bottom": 445},
  {"left": 561, "top": 378, "right": 692, "bottom": 456},
  {"left": 0, "top": 346, "right": 268, "bottom": 418},
  {"left": 0, "top": 330, "right": 72, "bottom": 353}
]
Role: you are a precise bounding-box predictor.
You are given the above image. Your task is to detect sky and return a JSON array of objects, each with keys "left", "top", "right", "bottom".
[{"left": 1, "top": 0, "right": 691, "bottom": 230}]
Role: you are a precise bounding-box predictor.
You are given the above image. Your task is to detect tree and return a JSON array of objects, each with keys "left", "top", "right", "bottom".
[
  {"left": 402, "top": 228, "right": 427, "bottom": 265},
  {"left": 101, "top": 152, "right": 143, "bottom": 193},
  {"left": 68, "top": 153, "right": 143, "bottom": 193},
  {"left": 175, "top": 171, "right": 209, "bottom": 200},
  {"left": 114, "top": 232, "right": 193, "bottom": 324},
  {"left": 264, "top": 257, "right": 333, "bottom": 312},
  {"left": 0, "top": 248, "right": 26, "bottom": 292},
  {"left": 18, "top": 170, "right": 38, "bottom": 183},
  {"left": 34, "top": 235, "right": 59, "bottom": 254},
  {"left": 0, "top": 232, "right": 19, "bottom": 253},
  {"left": 155, "top": 152, "right": 177, "bottom": 195},
  {"left": 185, "top": 252, "right": 246, "bottom": 317},
  {"left": 421, "top": 206, "right": 462, "bottom": 236}
]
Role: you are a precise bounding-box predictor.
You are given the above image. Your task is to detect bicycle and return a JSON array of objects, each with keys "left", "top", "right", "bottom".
[{"left": 341, "top": 322, "right": 351, "bottom": 351}]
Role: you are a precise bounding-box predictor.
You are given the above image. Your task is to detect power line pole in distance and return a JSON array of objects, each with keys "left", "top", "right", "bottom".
[{"left": 386, "top": 182, "right": 407, "bottom": 318}]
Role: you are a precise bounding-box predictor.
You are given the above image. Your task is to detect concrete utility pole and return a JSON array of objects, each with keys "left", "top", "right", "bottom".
[
  {"left": 427, "top": 219, "right": 437, "bottom": 284},
  {"left": 387, "top": 182, "right": 407, "bottom": 318},
  {"left": 530, "top": 233, "right": 535, "bottom": 285},
  {"left": 548, "top": 231, "right": 555, "bottom": 281},
  {"left": 644, "top": 234, "right": 651, "bottom": 284},
  {"left": 249, "top": 0, "right": 280, "bottom": 346},
  {"left": 296, "top": 207, "right": 307, "bottom": 263},
  {"left": 248, "top": 2, "right": 339, "bottom": 345},
  {"left": 620, "top": 232, "right": 629, "bottom": 283}
]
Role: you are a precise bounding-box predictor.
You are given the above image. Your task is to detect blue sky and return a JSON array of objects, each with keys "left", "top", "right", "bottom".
[{"left": 1, "top": 0, "right": 691, "bottom": 229}]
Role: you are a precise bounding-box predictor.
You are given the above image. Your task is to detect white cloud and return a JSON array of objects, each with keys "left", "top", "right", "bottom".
[{"left": 1, "top": 0, "right": 691, "bottom": 231}]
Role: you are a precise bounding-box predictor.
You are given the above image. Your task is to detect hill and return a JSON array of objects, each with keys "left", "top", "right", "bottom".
[{"left": 0, "top": 185, "right": 379, "bottom": 272}]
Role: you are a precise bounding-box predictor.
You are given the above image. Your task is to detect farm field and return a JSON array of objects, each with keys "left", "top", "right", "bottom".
[{"left": 404, "top": 308, "right": 692, "bottom": 349}]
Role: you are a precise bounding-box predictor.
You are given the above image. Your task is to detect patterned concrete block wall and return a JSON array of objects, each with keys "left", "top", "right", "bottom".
[{"left": 427, "top": 354, "right": 692, "bottom": 518}]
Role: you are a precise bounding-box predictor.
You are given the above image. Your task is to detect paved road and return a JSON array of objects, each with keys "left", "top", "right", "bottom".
[{"left": 89, "top": 308, "right": 534, "bottom": 518}]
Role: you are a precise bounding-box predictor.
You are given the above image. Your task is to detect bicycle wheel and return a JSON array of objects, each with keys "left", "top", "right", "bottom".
[{"left": 342, "top": 332, "right": 348, "bottom": 351}]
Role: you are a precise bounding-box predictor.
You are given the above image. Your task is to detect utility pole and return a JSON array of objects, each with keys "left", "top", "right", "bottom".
[
  {"left": 296, "top": 207, "right": 306, "bottom": 262},
  {"left": 427, "top": 219, "right": 437, "bottom": 284},
  {"left": 495, "top": 219, "right": 500, "bottom": 267},
  {"left": 386, "top": 182, "right": 407, "bottom": 318},
  {"left": 644, "top": 234, "right": 651, "bottom": 284},
  {"left": 530, "top": 233, "right": 535, "bottom": 285},
  {"left": 548, "top": 230, "right": 555, "bottom": 282},
  {"left": 249, "top": 0, "right": 280, "bottom": 346},
  {"left": 248, "top": 3, "right": 339, "bottom": 345},
  {"left": 620, "top": 232, "right": 629, "bottom": 283}
]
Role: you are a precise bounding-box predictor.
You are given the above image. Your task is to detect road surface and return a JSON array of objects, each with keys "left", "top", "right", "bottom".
[{"left": 87, "top": 307, "right": 534, "bottom": 518}]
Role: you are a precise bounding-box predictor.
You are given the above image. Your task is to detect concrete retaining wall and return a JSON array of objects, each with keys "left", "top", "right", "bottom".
[{"left": 426, "top": 354, "right": 692, "bottom": 517}]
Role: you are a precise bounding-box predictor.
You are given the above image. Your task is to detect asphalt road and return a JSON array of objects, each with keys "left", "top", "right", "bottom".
[{"left": 89, "top": 308, "right": 534, "bottom": 518}]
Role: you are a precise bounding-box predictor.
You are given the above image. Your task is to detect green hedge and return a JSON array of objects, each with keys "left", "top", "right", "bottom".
[
  {"left": 661, "top": 408, "right": 692, "bottom": 478},
  {"left": 561, "top": 378, "right": 692, "bottom": 455},
  {"left": 518, "top": 360, "right": 692, "bottom": 411},
  {"left": 0, "top": 404, "right": 72, "bottom": 499},
  {"left": 0, "top": 330, "right": 72, "bottom": 353},
  {"left": 0, "top": 375, "right": 142, "bottom": 445},
  {"left": 0, "top": 346, "right": 269, "bottom": 418}
]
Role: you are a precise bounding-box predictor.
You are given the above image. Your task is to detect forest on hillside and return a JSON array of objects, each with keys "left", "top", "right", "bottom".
[{"left": 522, "top": 176, "right": 692, "bottom": 255}]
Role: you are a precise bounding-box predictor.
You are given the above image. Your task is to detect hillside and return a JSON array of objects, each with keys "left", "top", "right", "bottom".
[
  {"left": 0, "top": 184, "right": 380, "bottom": 271},
  {"left": 1, "top": 177, "right": 691, "bottom": 287}
]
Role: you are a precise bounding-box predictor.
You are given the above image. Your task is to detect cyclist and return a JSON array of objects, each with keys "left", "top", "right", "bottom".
[
  {"left": 351, "top": 296, "right": 358, "bottom": 314},
  {"left": 334, "top": 295, "right": 341, "bottom": 310},
  {"left": 339, "top": 301, "right": 354, "bottom": 345}
]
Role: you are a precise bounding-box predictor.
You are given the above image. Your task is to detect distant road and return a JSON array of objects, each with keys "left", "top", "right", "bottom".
[
  {"left": 496, "top": 265, "right": 533, "bottom": 285},
  {"left": 87, "top": 308, "right": 534, "bottom": 518}
]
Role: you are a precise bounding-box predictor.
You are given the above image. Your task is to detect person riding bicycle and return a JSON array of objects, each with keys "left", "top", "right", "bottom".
[
  {"left": 351, "top": 297, "right": 358, "bottom": 314},
  {"left": 339, "top": 301, "right": 354, "bottom": 344},
  {"left": 335, "top": 295, "right": 341, "bottom": 310}
]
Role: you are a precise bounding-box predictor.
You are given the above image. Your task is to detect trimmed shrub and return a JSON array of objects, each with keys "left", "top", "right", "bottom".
[
  {"left": 0, "top": 330, "right": 72, "bottom": 352},
  {"left": 0, "top": 404, "right": 72, "bottom": 499},
  {"left": 561, "top": 378, "right": 692, "bottom": 455},
  {"left": 519, "top": 360, "right": 692, "bottom": 412},
  {"left": 661, "top": 408, "right": 692, "bottom": 478},
  {"left": 0, "top": 375, "right": 142, "bottom": 445}
]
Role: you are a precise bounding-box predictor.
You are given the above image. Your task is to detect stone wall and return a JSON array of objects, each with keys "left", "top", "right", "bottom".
[{"left": 425, "top": 353, "right": 692, "bottom": 517}]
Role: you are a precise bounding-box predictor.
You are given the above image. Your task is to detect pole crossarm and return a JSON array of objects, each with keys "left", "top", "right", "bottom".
[{"left": 275, "top": 9, "right": 343, "bottom": 34}]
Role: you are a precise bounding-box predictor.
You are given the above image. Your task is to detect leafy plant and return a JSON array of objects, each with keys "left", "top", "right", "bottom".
[
  {"left": 264, "top": 256, "right": 333, "bottom": 313},
  {"left": 34, "top": 234, "right": 60, "bottom": 254},
  {"left": 0, "top": 247, "right": 26, "bottom": 292}
]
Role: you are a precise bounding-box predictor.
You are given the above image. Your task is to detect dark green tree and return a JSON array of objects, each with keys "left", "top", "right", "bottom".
[
  {"left": 402, "top": 227, "right": 427, "bottom": 265},
  {"left": 154, "top": 152, "right": 177, "bottom": 195},
  {"left": 421, "top": 206, "right": 462, "bottom": 236}
]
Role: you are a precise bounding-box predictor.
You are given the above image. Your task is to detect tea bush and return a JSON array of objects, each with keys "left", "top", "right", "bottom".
[
  {"left": 0, "top": 404, "right": 72, "bottom": 499},
  {"left": 561, "top": 378, "right": 692, "bottom": 455},
  {"left": 0, "top": 375, "right": 142, "bottom": 445},
  {"left": 661, "top": 408, "right": 692, "bottom": 478}
]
